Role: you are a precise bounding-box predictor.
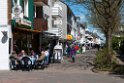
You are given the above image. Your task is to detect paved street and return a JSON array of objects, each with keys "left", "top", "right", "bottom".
[{"left": 0, "top": 49, "right": 124, "bottom": 83}]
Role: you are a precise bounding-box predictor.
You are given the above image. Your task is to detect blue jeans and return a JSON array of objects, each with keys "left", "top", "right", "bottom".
[{"left": 44, "top": 56, "right": 49, "bottom": 65}]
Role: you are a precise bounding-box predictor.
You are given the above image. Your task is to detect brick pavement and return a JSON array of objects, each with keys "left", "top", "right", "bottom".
[
  {"left": 0, "top": 49, "right": 124, "bottom": 83},
  {"left": 0, "top": 70, "right": 124, "bottom": 83}
]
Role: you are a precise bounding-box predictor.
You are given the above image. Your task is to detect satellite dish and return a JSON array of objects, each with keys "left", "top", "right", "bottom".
[{"left": 12, "top": 5, "right": 22, "bottom": 19}]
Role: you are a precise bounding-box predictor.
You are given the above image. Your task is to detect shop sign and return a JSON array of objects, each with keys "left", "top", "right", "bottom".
[
  {"left": 12, "top": 5, "right": 22, "bottom": 19},
  {"left": 67, "top": 35, "right": 73, "bottom": 40},
  {"left": 20, "top": 19, "right": 31, "bottom": 27}
]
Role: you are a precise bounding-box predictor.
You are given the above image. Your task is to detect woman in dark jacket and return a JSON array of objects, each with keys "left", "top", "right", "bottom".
[{"left": 70, "top": 45, "right": 76, "bottom": 62}]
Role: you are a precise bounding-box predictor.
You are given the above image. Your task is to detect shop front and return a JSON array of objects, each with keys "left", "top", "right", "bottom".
[
  {"left": 40, "top": 31, "right": 59, "bottom": 63},
  {"left": 13, "top": 28, "right": 41, "bottom": 54}
]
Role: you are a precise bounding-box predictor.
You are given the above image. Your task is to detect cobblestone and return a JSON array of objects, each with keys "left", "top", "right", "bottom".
[{"left": 0, "top": 49, "right": 124, "bottom": 83}]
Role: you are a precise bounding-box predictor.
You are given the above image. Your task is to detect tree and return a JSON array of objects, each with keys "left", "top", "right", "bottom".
[{"left": 62, "top": 0, "right": 124, "bottom": 60}]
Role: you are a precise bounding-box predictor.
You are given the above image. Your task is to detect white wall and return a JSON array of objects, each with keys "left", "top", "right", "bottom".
[
  {"left": 43, "top": 0, "right": 67, "bottom": 39},
  {"left": 0, "top": 0, "right": 7, "bottom": 25},
  {"left": 0, "top": 27, "right": 10, "bottom": 70},
  {"left": 71, "top": 16, "right": 78, "bottom": 40},
  {"left": 0, "top": 0, "right": 11, "bottom": 70},
  {"left": 54, "top": 1, "right": 67, "bottom": 39},
  {"left": 43, "top": 5, "right": 52, "bottom": 31},
  {"left": 96, "top": 38, "right": 101, "bottom": 44},
  {"left": 80, "top": 27, "right": 85, "bottom": 44}
]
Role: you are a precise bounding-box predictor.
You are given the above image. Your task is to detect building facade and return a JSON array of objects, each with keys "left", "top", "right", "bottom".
[
  {"left": 0, "top": 0, "right": 87, "bottom": 70},
  {"left": 11, "top": 0, "right": 42, "bottom": 53},
  {"left": 78, "top": 23, "right": 86, "bottom": 44},
  {"left": 67, "top": 5, "right": 79, "bottom": 41},
  {"left": 0, "top": 0, "right": 13, "bottom": 70}
]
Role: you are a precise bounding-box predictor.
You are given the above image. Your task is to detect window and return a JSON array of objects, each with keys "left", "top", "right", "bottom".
[
  {"left": 52, "top": 19, "right": 57, "bottom": 28},
  {"left": 35, "top": 6, "right": 43, "bottom": 18},
  {"left": 24, "top": 0, "right": 29, "bottom": 17}
]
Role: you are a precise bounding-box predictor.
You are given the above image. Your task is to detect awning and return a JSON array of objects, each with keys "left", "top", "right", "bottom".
[
  {"left": 42, "top": 31, "right": 56, "bottom": 36},
  {"left": 13, "top": 28, "right": 41, "bottom": 33},
  {"left": 41, "top": 31, "right": 59, "bottom": 39}
]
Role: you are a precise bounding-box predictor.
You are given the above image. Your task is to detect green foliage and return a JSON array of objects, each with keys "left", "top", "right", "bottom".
[
  {"left": 119, "top": 40, "right": 124, "bottom": 53},
  {"left": 94, "top": 49, "right": 115, "bottom": 71},
  {"left": 112, "top": 36, "right": 124, "bottom": 52},
  {"left": 94, "top": 48, "right": 124, "bottom": 74},
  {"left": 112, "top": 37, "right": 120, "bottom": 51},
  {"left": 112, "top": 64, "right": 124, "bottom": 75}
]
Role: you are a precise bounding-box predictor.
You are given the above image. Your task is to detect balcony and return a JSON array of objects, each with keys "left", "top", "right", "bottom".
[
  {"left": 52, "top": 7, "right": 62, "bottom": 17},
  {"left": 34, "top": 18, "right": 48, "bottom": 32},
  {"left": 34, "top": 0, "right": 48, "bottom": 5}
]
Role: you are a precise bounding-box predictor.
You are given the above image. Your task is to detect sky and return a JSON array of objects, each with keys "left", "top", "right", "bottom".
[
  {"left": 66, "top": 3, "right": 105, "bottom": 41},
  {"left": 67, "top": 4, "right": 98, "bottom": 32},
  {"left": 65, "top": 3, "right": 95, "bottom": 32}
]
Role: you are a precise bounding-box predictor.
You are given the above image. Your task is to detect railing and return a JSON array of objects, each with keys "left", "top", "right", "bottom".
[
  {"left": 52, "top": 7, "right": 62, "bottom": 17},
  {"left": 34, "top": 0, "right": 48, "bottom": 5},
  {"left": 34, "top": 18, "right": 48, "bottom": 32}
]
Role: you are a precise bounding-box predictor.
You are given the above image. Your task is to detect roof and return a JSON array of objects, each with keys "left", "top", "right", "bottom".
[
  {"left": 85, "top": 31, "right": 103, "bottom": 40},
  {"left": 113, "top": 31, "right": 124, "bottom": 37}
]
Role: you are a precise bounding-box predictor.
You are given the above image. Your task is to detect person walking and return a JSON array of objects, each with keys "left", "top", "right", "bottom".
[
  {"left": 70, "top": 45, "right": 76, "bottom": 63},
  {"left": 44, "top": 47, "right": 50, "bottom": 65},
  {"left": 67, "top": 45, "right": 71, "bottom": 57},
  {"left": 82, "top": 44, "right": 86, "bottom": 53}
]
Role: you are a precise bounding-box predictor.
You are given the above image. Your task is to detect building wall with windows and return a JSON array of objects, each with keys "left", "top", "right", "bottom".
[
  {"left": 67, "top": 6, "right": 78, "bottom": 40},
  {"left": 79, "top": 23, "right": 86, "bottom": 44},
  {"left": 43, "top": 0, "right": 64, "bottom": 39},
  {"left": 54, "top": 1, "right": 67, "bottom": 39},
  {"left": 11, "top": 0, "right": 41, "bottom": 54},
  {"left": 71, "top": 16, "right": 78, "bottom": 40},
  {"left": 43, "top": 0, "right": 53, "bottom": 32},
  {"left": 11, "top": 0, "right": 34, "bottom": 29}
]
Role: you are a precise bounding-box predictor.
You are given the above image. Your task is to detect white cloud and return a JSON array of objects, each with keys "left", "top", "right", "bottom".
[{"left": 80, "top": 15, "right": 86, "bottom": 20}]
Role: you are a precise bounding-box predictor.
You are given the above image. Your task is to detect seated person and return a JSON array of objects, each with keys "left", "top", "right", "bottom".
[
  {"left": 9, "top": 51, "right": 20, "bottom": 69},
  {"left": 29, "top": 50, "right": 38, "bottom": 69},
  {"left": 37, "top": 50, "right": 45, "bottom": 61},
  {"left": 36, "top": 50, "right": 45, "bottom": 65},
  {"left": 18, "top": 50, "right": 27, "bottom": 60},
  {"left": 10, "top": 51, "right": 19, "bottom": 60},
  {"left": 18, "top": 50, "right": 31, "bottom": 66}
]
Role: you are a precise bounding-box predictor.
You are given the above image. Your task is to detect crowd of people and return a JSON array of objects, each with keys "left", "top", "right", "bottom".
[
  {"left": 10, "top": 41, "right": 101, "bottom": 71},
  {"left": 9, "top": 47, "right": 50, "bottom": 71},
  {"left": 10, "top": 42, "right": 77, "bottom": 70}
]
